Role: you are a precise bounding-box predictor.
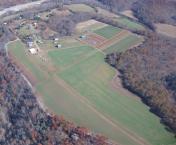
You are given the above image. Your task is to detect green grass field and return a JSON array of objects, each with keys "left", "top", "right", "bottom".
[
  {"left": 104, "top": 34, "right": 143, "bottom": 54},
  {"left": 94, "top": 25, "right": 122, "bottom": 39},
  {"left": 8, "top": 36, "right": 176, "bottom": 145},
  {"left": 66, "top": 4, "right": 95, "bottom": 13},
  {"left": 115, "top": 17, "right": 145, "bottom": 30}
]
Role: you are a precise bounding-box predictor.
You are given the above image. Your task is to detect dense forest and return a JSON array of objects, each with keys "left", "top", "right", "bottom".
[
  {"left": 106, "top": 33, "right": 176, "bottom": 133},
  {"left": 132, "top": 0, "right": 176, "bottom": 29}
]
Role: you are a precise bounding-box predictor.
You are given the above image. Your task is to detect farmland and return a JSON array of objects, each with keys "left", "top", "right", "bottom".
[
  {"left": 8, "top": 17, "right": 176, "bottom": 145},
  {"left": 94, "top": 25, "right": 122, "bottom": 39},
  {"left": 65, "top": 4, "right": 96, "bottom": 13}
]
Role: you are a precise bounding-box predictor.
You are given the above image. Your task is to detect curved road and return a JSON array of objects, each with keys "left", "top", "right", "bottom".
[{"left": 0, "top": 0, "right": 48, "bottom": 17}]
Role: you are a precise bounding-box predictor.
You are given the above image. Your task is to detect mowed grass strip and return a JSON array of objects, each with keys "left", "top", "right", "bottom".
[
  {"left": 58, "top": 49, "right": 176, "bottom": 145},
  {"left": 104, "top": 34, "right": 143, "bottom": 54},
  {"left": 94, "top": 25, "right": 122, "bottom": 39},
  {"left": 65, "top": 4, "right": 95, "bottom": 13}
]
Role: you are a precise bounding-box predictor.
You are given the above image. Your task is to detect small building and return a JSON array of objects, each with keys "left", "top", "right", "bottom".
[
  {"left": 27, "top": 41, "right": 34, "bottom": 48},
  {"left": 80, "top": 35, "right": 86, "bottom": 39},
  {"left": 54, "top": 38, "right": 59, "bottom": 41},
  {"left": 29, "top": 48, "right": 37, "bottom": 54},
  {"left": 56, "top": 44, "right": 62, "bottom": 48}
]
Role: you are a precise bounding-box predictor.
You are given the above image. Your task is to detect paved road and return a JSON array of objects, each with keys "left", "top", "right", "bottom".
[{"left": 0, "top": 0, "right": 48, "bottom": 16}]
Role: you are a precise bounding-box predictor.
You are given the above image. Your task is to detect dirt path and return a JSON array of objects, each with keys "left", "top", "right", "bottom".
[{"left": 53, "top": 74, "right": 151, "bottom": 145}]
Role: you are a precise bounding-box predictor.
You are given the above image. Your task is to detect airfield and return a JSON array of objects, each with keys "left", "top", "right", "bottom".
[{"left": 8, "top": 4, "right": 176, "bottom": 145}]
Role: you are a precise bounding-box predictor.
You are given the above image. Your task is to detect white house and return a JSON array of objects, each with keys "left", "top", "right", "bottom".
[
  {"left": 29, "top": 48, "right": 37, "bottom": 54},
  {"left": 56, "top": 44, "right": 62, "bottom": 48}
]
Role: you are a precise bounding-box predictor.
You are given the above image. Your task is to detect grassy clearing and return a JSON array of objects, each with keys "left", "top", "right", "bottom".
[
  {"left": 94, "top": 25, "right": 122, "bottom": 39},
  {"left": 104, "top": 34, "right": 143, "bottom": 54},
  {"left": 116, "top": 17, "right": 145, "bottom": 30},
  {"left": 8, "top": 39, "right": 176, "bottom": 145},
  {"left": 65, "top": 4, "right": 95, "bottom": 13}
]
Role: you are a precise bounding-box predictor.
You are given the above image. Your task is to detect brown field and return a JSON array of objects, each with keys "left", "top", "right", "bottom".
[{"left": 155, "top": 23, "right": 176, "bottom": 38}]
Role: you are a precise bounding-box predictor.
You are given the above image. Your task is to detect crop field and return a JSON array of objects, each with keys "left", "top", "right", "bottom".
[
  {"left": 8, "top": 19, "right": 176, "bottom": 145},
  {"left": 104, "top": 34, "right": 143, "bottom": 54},
  {"left": 94, "top": 25, "right": 122, "bottom": 39},
  {"left": 65, "top": 4, "right": 95, "bottom": 13}
]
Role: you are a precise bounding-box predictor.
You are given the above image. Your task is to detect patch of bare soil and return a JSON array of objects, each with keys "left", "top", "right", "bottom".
[{"left": 155, "top": 23, "right": 176, "bottom": 38}]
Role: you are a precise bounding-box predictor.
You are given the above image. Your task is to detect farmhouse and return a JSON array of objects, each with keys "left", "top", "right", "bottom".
[
  {"left": 56, "top": 44, "right": 62, "bottom": 48},
  {"left": 29, "top": 48, "right": 37, "bottom": 54}
]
